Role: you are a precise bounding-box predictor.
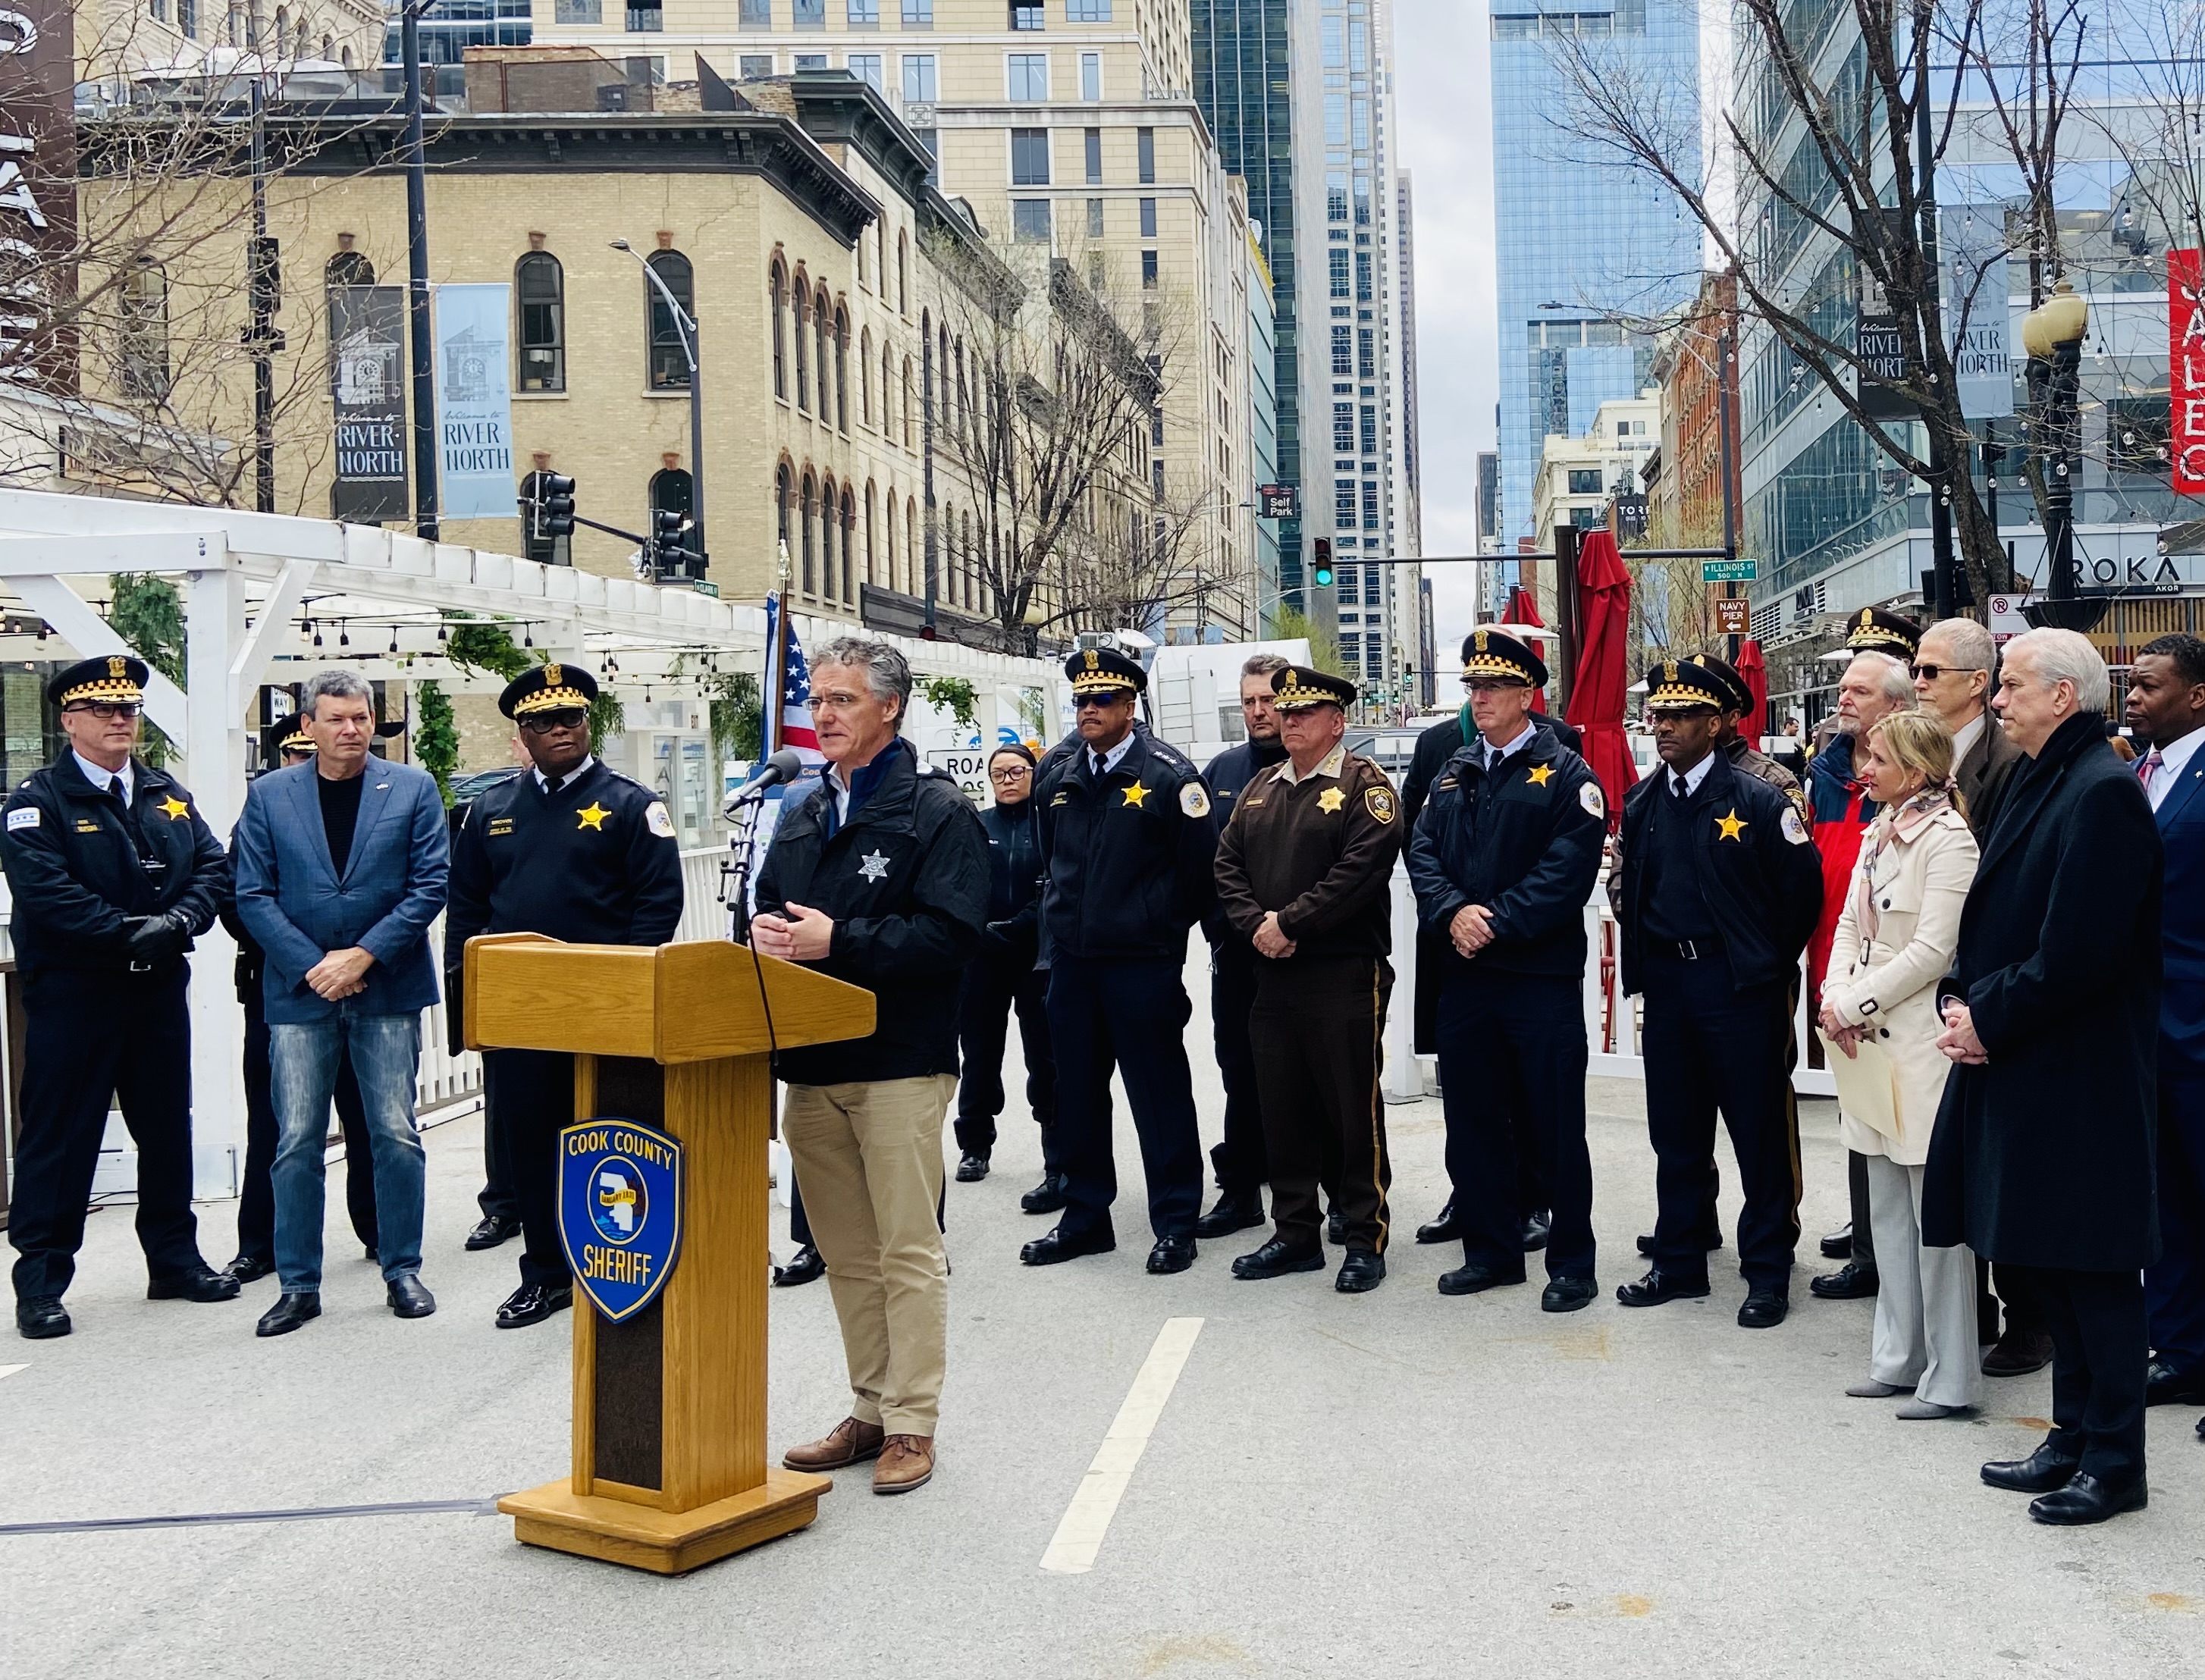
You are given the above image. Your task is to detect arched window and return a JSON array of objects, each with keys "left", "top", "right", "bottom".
[
  {"left": 961, "top": 509, "right": 974, "bottom": 608},
  {"left": 645, "top": 250, "right": 694, "bottom": 390},
  {"left": 325, "top": 247, "right": 374, "bottom": 287},
  {"left": 792, "top": 281, "right": 811, "bottom": 412},
  {"left": 954, "top": 338, "right": 967, "bottom": 447},
  {"left": 896, "top": 230, "right": 908, "bottom": 315},
  {"left": 800, "top": 471, "right": 818, "bottom": 593},
  {"left": 273, "top": 5, "right": 288, "bottom": 53},
  {"left": 905, "top": 495, "right": 917, "bottom": 593},
  {"left": 840, "top": 488, "right": 857, "bottom": 602},
  {"left": 770, "top": 263, "right": 788, "bottom": 400},
  {"left": 901, "top": 357, "right": 914, "bottom": 448},
  {"left": 864, "top": 482, "right": 877, "bottom": 586},
  {"left": 321, "top": 33, "right": 335, "bottom": 61},
  {"left": 119, "top": 259, "right": 170, "bottom": 402},
  {"left": 515, "top": 251, "right": 563, "bottom": 392},
  {"left": 649, "top": 465, "right": 693, "bottom": 563},
  {"left": 833, "top": 306, "right": 850, "bottom": 434},
  {"left": 814, "top": 287, "right": 833, "bottom": 430},
  {"left": 884, "top": 494, "right": 896, "bottom": 592},
  {"left": 820, "top": 475, "right": 839, "bottom": 601},
  {"left": 776, "top": 462, "right": 792, "bottom": 556},
  {"left": 858, "top": 326, "right": 872, "bottom": 425},
  {"left": 883, "top": 341, "right": 895, "bottom": 440}
]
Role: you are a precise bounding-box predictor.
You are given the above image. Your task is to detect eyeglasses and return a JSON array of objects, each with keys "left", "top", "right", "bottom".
[
  {"left": 519, "top": 709, "right": 589, "bottom": 734},
  {"left": 1462, "top": 680, "right": 1527, "bottom": 697},
  {"left": 806, "top": 691, "right": 871, "bottom": 713},
  {"left": 989, "top": 766, "right": 1032, "bottom": 784},
  {"left": 67, "top": 701, "right": 141, "bottom": 721},
  {"left": 1909, "top": 662, "right": 1979, "bottom": 682}
]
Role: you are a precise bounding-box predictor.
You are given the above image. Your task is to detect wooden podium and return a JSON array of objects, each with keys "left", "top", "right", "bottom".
[{"left": 466, "top": 933, "right": 875, "bottom": 1575}]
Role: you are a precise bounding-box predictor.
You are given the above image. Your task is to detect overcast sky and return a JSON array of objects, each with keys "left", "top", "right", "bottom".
[{"left": 1395, "top": 0, "right": 1498, "bottom": 641}]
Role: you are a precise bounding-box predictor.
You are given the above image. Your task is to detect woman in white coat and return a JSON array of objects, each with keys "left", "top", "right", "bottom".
[{"left": 1818, "top": 710, "right": 1982, "bottom": 1418}]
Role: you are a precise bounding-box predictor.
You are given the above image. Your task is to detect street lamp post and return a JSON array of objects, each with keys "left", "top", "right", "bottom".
[
  {"left": 612, "top": 238, "right": 707, "bottom": 578},
  {"left": 2019, "top": 277, "right": 2100, "bottom": 632},
  {"left": 401, "top": 0, "right": 440, "bottom": 541}
]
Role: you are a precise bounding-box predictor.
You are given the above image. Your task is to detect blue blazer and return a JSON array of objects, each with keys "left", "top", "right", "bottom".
[
  {"left": 2157, "top": 742, "right": 2205, "bottom": 1077},
  {"left": 234, "top": 760, "right": 451, "bottom": 1025}
]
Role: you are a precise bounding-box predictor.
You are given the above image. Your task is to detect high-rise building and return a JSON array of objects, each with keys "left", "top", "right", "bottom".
[
  {"left": 1394, "top": 168, "right": 1422, "bottom": 559},
  {"left": 1488, "top": 0, "right": 1701, "bottom": 553},
  {"left": 1247, "top": 228, "right": 1283, "bottom": 630}
]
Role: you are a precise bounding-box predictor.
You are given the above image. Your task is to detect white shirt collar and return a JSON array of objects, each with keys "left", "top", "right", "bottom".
[
  {"left": 1950, "top": 710, "right": 1987, "bottom": 764},
  {"left": 1667, "top": 751, "right": 1717, "bottom": 796},
  {"left": 1479, "top": 719, "right": 1537, "bottom": 766},
  {"left": 1278, "top": 742, "right": 1347, "bottom": 785},
  {"left": 532, "top": 754, "right": 595, "bottom": 795},
  {"left": 1087, "top": 732, "right": 1137, "bottom": 777},
  {"left": 76, "top": 751, "right": 130, "bottom": 802},
  {"left": 2147, "top": 726, "right": 2205, "bottom": 810}
]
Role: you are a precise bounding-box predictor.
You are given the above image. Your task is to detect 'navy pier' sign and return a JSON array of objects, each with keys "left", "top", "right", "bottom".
[{"left": 559, "top": 1118, "right": 685, "bottom": 1322}]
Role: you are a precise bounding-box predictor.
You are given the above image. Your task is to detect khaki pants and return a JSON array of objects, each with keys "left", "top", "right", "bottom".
[{"left": 782, "top": 1075, "right": 955, "bottom": 1437}]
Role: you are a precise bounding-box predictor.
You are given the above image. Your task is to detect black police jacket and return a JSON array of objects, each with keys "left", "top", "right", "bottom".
[
  {"left": 0, "top": 754, "right": 226, "bottom": 980},
  {"left": 1401, "top": 708, "right": 1584, "bottom": 829},
  {"left": 1200, "top": 735, "right": 1288, "bottom": 948},
  {"left": 979, "top": 795, "right": 1046, "bottom": 966},
  {"left": 755, "top": 737, "right": 989, "bottom": 1085},
  {"left": 1615, "top": 749, "right": 1824, "bottom": 996},
  {"left": 1406, "top": 726, "right": 1606, "bottom": 978},
  {"left": 1035, "top": 722, "right": 1219, "bottom": 962}
]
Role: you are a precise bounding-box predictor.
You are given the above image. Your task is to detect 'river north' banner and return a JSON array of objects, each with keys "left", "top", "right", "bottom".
[
  {"left": 433, "top": 283, "right": 517, "bottom": 522},
  {"left": 328, "top": 285, "right": 409, "bottom": 525}
]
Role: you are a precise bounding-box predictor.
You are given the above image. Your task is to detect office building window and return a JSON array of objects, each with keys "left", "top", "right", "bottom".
[
  {"left": 739, "top": 0, "right": 769, "bottom": 20},
  {"left": 1335, "top": 480, "right": 1356, "bottom": 523},
  {"left": 1350, "top": 17, "right": 1369, "bottom": 70},
  {"left": 1329, "top": 249, "right": 1350, "bottom": 299},
  {"left": 1321, "top": 14, "right": 1344, "bottom": 65},
  {"left": 627, "top": 5, "right": 663, "bottom": 30},
  {"left": 1360, "top": 406, "right": 1376, "bottom": 453},
  {"left": 1008, "top": 52, "right": 1048, "bottom": 99},
  {"left": 902, "top": 0, "right": 931, "bottom": 20},
  {"left": 902, "top": 53, "right": 936, "bottom": 100},
  {"left": 1357, "top": 327, "right": 1374, "bottom": 378},
  {"left": 848, "top": 51, "right": 881, "bottom": 86},
  {"left": 1139, "top": 198, "right": 1158, "bottom": 238},
  {"left": 1340, "top": 569, "right": 1360, "bottom": 606},
  {"left": 848, "top": 0, "right": 877, "bottom": 18},
  {"left": 1012, "top": 199, "right": 1052, "bottom": 243},
  {"left": 794, "top": 52, "right": 827, "bottom": 67},
  {"left": 739, "top": 52, "right": 773, "bottom": 76},
  {"left": 1567, "top": 469, "right": 1602, "bottom": 495},
  {"left": 1353, "top": 176, "right": 1371, "bottom": 224},
  {"left": 794, "top": 0, "right": 823, "bottom": 24},
  {"left": 1012, "top": 2, "right": 1043, "bottom": 26},
  {"left": 1068, "top": 0, "right": 1109, "bottom": 17},
  {"left": 1362, "top": 482, "right": 1379, "bottom": 528},
  {"left": 1328, "top": 171, "right": 1347, "bottom": 222},
  {"left": 1011, "top": 127, "right": 1051, "bottom": 184},
  {"left": 913, "top": 130, "right": 938, "bottom": 183},
  {"left": 1355, "top": 250, "right": 1372, "bottom": 301},
  {"left": 1087, "top": 197, "right": 1104, "bottom": 237},
  {"left": 515, "top": 251, "right": 564, "bottom": 393},
  {"left": 1325, "top": 93, "right": 1347, "bottom": 146},
  {"left": 1140, "top": 249, "right": 1158, "bottom": 289},
  {"left": 1331, "top": 324, "right": 1351, "bottom": 376},
  {"left": 645, "top": 250, "right": 693, "bottom": 390},
  {"left": 1136, "top": 127, "right": 1155, "bottom": 183},
  {"left": 1333, "top": 403, "right": 1353, "bottom": 453},
  {"left": 1080, "top": 49, "right": 1101, "bottom": 99},
  {"left": 1084, "top": 127, "right": 1102, "bottom": 183},
  {"left": 1352, "top": 99, "right": 1369, "bottom": 149}
]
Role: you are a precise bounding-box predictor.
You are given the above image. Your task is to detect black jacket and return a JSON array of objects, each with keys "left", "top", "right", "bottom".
[
  {"left": 979, "top": 795, "right": 1046, "bottom": 964},
  {"left": 1407, "top": 727, "right": 1606, "bottom": 978},
  {"left": 0, "top": 754, "right": 226, "bottom": 981},
  {"left": 1615, "top": 749, "right": 1824, "bottom": 995},
  {"left": 1200, "top": 734, "right": 1288, "bottom": 947},
  {"left": 1402, "top": 709, "right": 1583, "bottom": 830},
  {"left": 755, "top": 737, "right": 989, "bottom": 1085},
  {"left": 1922, "top": 711, "right": 2163, "bottom": 1270},
  {"left": 1036, "top": 722, "right": 1218, "bottom": 962}
]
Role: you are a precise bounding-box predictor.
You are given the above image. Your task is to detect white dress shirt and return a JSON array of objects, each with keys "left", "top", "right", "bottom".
[
  {"left": 2145, "top": 727, "right": 2204, "bottom": 813},
  {"left": 532, "top": 754, "right": 596, "bottom": 796},
  {"left": 75, "top": 751, "right": 131, "bottom": 804},
  {"left": 1087, "top": 732, "right": 1138, "bottom": 779},
  {"left": 1666, "top": 751, "right": 1717, "bottom": 798},
  {"left": 1478, "top": 718, "right": 1537, "bottom": 773}
]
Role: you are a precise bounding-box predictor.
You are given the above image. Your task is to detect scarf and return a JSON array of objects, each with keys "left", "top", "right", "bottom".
[{"left": 1852, "top": 785, "right": 1956, "bottom": 942}]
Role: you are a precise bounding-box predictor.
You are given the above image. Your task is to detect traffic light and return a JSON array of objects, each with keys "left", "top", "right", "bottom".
[
  {"left": 1311, "top": 538, "right": 1334, "bottom": 590},
  {"left": 248, "top": 236, "right": 281, "bottom": 318},
  {"left": 649, "top": 506, "right": 692, "bottom": 577},
  {"left": 519, "top": 472, "right": 576, "bottom": 564}
]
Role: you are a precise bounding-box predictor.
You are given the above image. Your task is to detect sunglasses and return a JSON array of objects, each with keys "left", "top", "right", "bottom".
[
  {"left": 1909, "top": 663, "right": 1978, "bottom": 682},
  {"left": 519, "top": 709, "right": 590, "bottom": 734},
  {"left": 1074, "top": 693, "right": 1130, "bottom": 711},
  {"left": 67, "top": 701, "right": 141, "bottom": 721}
]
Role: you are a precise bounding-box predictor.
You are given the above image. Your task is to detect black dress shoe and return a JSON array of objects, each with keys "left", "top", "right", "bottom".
[
  {"left": 1636, "top": 1230, "right": 1723, "bottom": 1258},
  {"left": 363, "top": 1245, "right": 380, "bottom": 1262},
  {"left": 1195, "top": 1194, "right": 1267, "bottom": 1239},
  {"left": 1021, "top": 1225, "right": 1115, "bottom": 1266},
  {"left": 1021, "top": 1174, "right": 1069, "bottom": 1215},
  {"left": 149, "top": 1267, "right": 241, "bottom": 1303},
  {"left": 222, "top": 1253, "right": 276, "bottom": 1285},
  {"left": 496, "top": 1282, "right": 576, "bottom": 1328},
  {"left": 2145, "top": 1359, "right": 2205, "bottom": 1407},
  {"left": 2030, "top": 1472, "right": 2147, "bottom": 1526},
  {"left": 387, "top": 1274, "right": 436, "bottom": 1318},
  {"left": 1520, "top": 1210, "right": 1551, "bottom": 1252},
  {"left": 1231, "top": 1237, "right": 1325, "bottom": 1280},
  {"left": 1415, "top": 1198, "right": 1462, "bottom": 1244},
  {"left": 256, "top": 1292, "right": 321, "bottom": 1337},
  {"left": 1737, "top": 1290, "right": 1789, "bottom": 1329},
  {"left": 1325, "top": 1209, "right": 1347, "bottom": 1246},
  {"left": 1820, "top": 1221, "right": 1853, "bottom": 1260},
  {"left": 955, "top": 1152, "right": 990, "bottom": 1183},
  {"left": 1981, "top": 1443, "right": 2084, "bottom": 1494},
  {"left": 1438, "top": 1262, "right": 1526, "bottom": 1296},
  {"left": 1335, "top": 1251, "right": 1385, "bottom": 1293},
  {"left": 1542, "top": 1277, "right": 1599, "bottom": 1313},
  {"left": 16, "top": 1296, "right": 69, "bottom": 1339},
  {"left": 1616, "top": 1268, "right": 1711, "bottom": 1308},
  {"left": 1809, "top": 1262, "right": 1879, "bottom": 1300},
  {"left": 1983, "top": 1324, "right": 2055, "bottom": 1377},
  {"left": 1146, "top": 1235, "right": 1197, "bottom": 1275},
  {"left": 464, "top": 1215, "right": 523, "bottom": 1252},
  {"left": 773, "top": 1245, "right": 826, "bottom": 1287}
]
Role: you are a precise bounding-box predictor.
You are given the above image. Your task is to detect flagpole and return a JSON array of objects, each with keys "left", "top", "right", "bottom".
[{"left": 767, "top": 539, "right": 794, "bottom": 758}]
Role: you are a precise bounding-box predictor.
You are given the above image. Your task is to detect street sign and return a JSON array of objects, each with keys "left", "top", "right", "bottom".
[
  {"left": 1987, "top": 594, "right": 2029, "bottom": 644},
  {"left": 1702, "top": 559, "right": 1758, "bottom": 583},
  {"left": 1715, "top": 597, "right": 1751, "bottom": 635},
  {"left": 1256, "top": 483, "right": 1297, "bottom": 520}
]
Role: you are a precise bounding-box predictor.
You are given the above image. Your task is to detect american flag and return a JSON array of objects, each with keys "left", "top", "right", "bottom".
[{"left": 764, "top": 593, "right": 823, "bottom": 763}]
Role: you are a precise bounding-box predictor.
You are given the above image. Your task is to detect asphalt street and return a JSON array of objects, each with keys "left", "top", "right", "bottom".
[{"left": 5, "top": 950, "right": 2203, "bottom": 1680}]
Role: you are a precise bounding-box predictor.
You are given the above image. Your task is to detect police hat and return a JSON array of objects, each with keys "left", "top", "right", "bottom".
[
  {"left": 1846, "top": 606, "right": 1921, "bottom": 660},
  {"left": 49, "top": 654, "right": 148, "bottom": 707},
  {"left": 1643, "top": 658, "right": 1730, "bottom": 713},
  {"left": 1686, "top": 652, "right": 1752, "bottom": 715},
  {"left": 1460, "top": 628, "right": 1548, "bottom": 688},
  {"left": 277, "top": 726, "right": 316, "bottom": 756},
  {"left": 1270, "top": 664, "right": 1357, "bottom": 711},
  {"left": 499, "top": 660, "right": 599, "bottom": 719},
  {"left": 1066, "top": 646, "right": 1146, "bottom": 697}
]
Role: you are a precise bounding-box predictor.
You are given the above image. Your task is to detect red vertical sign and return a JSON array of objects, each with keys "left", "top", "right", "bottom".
[{"left": 2174, "top": 249, "right": 2205, "bottom": 497}]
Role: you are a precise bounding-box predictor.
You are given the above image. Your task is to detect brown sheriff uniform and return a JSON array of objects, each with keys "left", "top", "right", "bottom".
[{"left": 1213, "top": 740, "right": 1404, "bottom": 1252}]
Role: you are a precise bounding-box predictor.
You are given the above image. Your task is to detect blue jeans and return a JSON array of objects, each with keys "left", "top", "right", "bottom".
[{"left": 271, "top": 1011, "right": 425, "bottom": 1292}]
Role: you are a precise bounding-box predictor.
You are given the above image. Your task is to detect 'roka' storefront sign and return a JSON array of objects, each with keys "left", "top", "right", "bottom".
[{"left": 2173, "top": 249, "right": 2205, "bottom": 497}]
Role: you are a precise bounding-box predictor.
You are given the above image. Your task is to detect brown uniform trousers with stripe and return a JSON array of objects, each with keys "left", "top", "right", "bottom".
[{"left": 1250, "top": 956, "right": 1394, "bottom": 1252}]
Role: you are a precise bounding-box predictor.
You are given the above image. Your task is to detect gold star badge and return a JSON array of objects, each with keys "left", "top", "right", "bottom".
[
  {"left": 1317, "top": 786, "right": 1345, "bottom": 813},
  {"left": 1526, "top": 765, "right": 1553, "bottom": 787},
  {"left": 1715, "top": 807, "right": 1748, "bottom": 842},
  {"left": 1121, "top": 782, "right": 1147, "bottom": 808},
  {"left": 576, "top": 802, "right": 611, "bottom": 830},
  {"left": 158, "top": 795, "right": 190, "bottom": 820}
]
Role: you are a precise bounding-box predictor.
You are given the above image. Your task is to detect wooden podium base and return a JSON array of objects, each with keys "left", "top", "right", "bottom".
[{"left": 499, "top": 1469, "right": 833, "bottom": 1575}]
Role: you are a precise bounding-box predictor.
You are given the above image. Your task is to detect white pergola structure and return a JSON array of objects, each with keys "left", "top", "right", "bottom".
[{"left": 0, "top": 487, "right": 1065, "bottom": 1196}]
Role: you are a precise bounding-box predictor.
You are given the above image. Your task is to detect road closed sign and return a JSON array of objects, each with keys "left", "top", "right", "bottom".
[{"left": 927, "top": 748, "right": 992, "bottom": 804}]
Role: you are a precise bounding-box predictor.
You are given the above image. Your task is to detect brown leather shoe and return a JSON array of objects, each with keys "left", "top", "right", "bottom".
[
  {"left": 1983, "top": 1326, "right": 2055, "bottom": 1378},
  {"left": 872, "top": 1434, "right": 935, "bottom": 1495},
  {"left": 781, "top": 1417, "right": 886, "bottom": 1472}
]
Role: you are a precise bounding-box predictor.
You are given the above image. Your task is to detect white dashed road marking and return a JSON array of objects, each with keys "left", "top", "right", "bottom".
[{"left": 1040, "top": 1317, "right": 1203, "bottom": 1576}]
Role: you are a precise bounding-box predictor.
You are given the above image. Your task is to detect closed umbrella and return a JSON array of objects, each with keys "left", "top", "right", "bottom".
[
  {"left": 1736, "top": 638, "right": 1770, "bottom": 744},
  {"left": 1498, "top": 586, "right": 1551, "bottom": 713},
  {"left": 1562, "top": 529, "right": 1637, "bottom": 824}
]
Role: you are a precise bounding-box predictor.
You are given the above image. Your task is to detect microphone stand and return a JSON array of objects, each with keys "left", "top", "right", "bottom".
[{"left": 722, "top": 798, "right": 765, "bottom": 945}]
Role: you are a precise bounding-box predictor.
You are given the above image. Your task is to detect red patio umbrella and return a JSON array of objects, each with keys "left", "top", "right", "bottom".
[
  {"left": 1562, "top": 529, "right": 1638, "bottom": 825},
  {"left": 1736, "top": 638, "right": 1770, "bottom": 744},
  {"left": 1498, "top": 585, "right": 1552, "bottom": 713}
]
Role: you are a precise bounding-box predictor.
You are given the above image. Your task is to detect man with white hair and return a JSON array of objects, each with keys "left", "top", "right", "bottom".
[
  {"left": 1927, "top": 628, "right": 2161, "bottom": 1525},
  {"left": 1807, "top": 609, "right": 1921, "bottom": 1303}
]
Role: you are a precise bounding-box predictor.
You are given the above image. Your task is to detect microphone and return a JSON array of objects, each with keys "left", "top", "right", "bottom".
[{"left": 723, "top": 748, "right": 805, "bottom": 816}]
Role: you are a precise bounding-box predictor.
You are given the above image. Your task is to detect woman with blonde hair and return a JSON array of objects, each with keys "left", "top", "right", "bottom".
[{"left": 1818, "top": 709, "right": 1983, "bottom": 1418}]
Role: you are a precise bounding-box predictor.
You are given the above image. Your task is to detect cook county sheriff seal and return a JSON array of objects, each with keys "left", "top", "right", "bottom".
[{"left": 560, "top": 1117, "right": 685, "bottom": 1322}]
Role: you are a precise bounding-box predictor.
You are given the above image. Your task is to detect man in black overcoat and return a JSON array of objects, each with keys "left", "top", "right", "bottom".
[{"left": 1925, "top": 628, "right": 2163, "bottom": 1527}]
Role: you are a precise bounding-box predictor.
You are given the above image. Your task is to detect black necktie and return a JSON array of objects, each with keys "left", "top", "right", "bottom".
[
  {"left": 1671, "top": 773, "right": 1687, "bottom": 800},
  {"left": 108, "top": 775, "right": 124, "bottom": 801}
]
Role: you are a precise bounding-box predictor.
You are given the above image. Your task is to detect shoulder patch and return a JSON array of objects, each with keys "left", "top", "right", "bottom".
[
  {"left": 6, "top": 807, "right": 38, "bottom": 830},
  {"left": 1579, "top": 781, "right": 1605, "bottom": 820},
  {"left": 1781, "top": 805, "right": 1811, "bottom": 845},
  {"left": 1180, "top": 782, "right": 1211, "bottom": 819},
  {"left": 645, "top": 800, "right": 676, "bottom": 838},
  {"left": 1365, "top": 786, "right": 1397, "bottom": 824}
]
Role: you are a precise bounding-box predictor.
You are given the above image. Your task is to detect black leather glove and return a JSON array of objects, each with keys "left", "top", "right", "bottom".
[{"left": 126, "top": 908, "right": 193, "bottom": 964}]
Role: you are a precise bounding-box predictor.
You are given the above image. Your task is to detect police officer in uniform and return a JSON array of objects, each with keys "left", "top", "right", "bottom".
[
  {"left": 1407, "top": 630, "right": 1607, "bottom": 1307},
  {"left": 445, "top": 663, "right": 685, "bottom": 1327},
  {"left": 1614, "top": 660, "right": 1823, "bottom": 1327},
  {"left": 5, "top": 656, "right": 237, "bottom": 1337},
  {"left": 1023, "top": 648, "right": 1219, "bottom": 1274},
  {"left": 1215, "top": 666, "right": 1402, "bottom": 1290}
]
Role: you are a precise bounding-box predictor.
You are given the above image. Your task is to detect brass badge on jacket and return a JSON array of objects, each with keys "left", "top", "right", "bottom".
[{"left": 1365, "top": 787, "right": 1396, "bottom": 824}]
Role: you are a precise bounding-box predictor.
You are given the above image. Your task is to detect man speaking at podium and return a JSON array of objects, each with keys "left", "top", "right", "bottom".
[{"left": 753, "top": 638, "right": 988, "bottom": 1498}]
